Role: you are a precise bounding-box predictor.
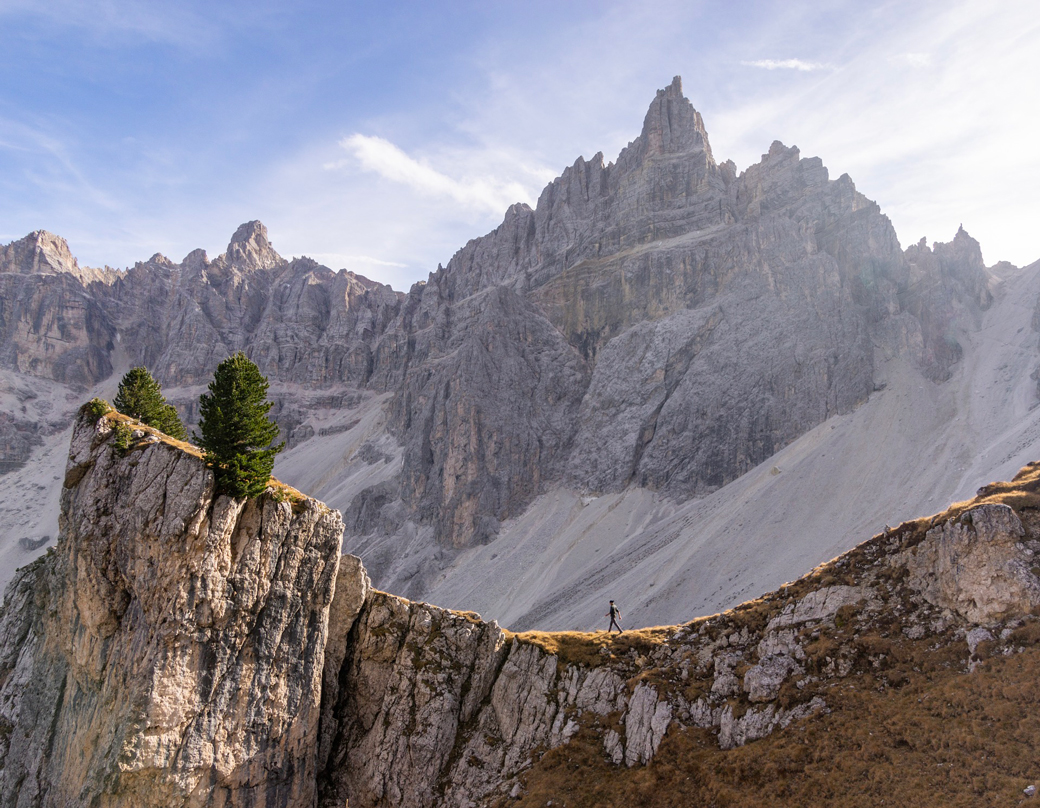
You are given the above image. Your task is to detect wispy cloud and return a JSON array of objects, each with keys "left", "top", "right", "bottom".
[
  {"left": 303, "top": 252, "right": 406, "bottom": 270},
  {"left": 741, "top": 58, "right": 831, "bottom": 71},
  {"left": 0, "top": 114, "right": 121, "bottom": 213},
  {"left": 895, "top": 52, "right": 932, "bottom": 68},
  {"left": 0, "top": 0, "right": 217, "bottom": 48},
  {"left": 329, "top": 134, "right": 535, "bottom": 214}
]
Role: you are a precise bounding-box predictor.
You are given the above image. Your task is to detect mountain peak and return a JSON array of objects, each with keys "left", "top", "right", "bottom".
[
  {"left": 639, "top": 75, "right": 713, "bottom": 160},
  {"left": 1, "top": 230, "right": 77, "bottom": 274},
  {"left": 0, "top": 230, "right": 112, "bottom": 283},
  {"left": 224, "top": 220, "right": 283, "bottom": 271}
]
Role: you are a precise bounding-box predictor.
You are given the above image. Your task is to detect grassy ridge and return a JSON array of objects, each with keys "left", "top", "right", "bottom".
[{"left": 496, "top": 462, "right": 1040, "bottom": 806}]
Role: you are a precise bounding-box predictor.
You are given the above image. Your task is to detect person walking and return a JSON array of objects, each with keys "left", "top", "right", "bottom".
[{"left": 606, "top": 600, "right": 623, "bottom": 634}]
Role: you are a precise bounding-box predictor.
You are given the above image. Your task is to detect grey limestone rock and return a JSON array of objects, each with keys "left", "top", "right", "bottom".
[
  {"left": 896, "top": 503, "right": 1040, "bottom": 623},
  {"left": 766, "top": 585, "right": 866, "bottom": 630},
  {"left": 743, "top": 653, "right": 802, "bottom": 702},
  {"left": 0, "top": 411, "right": 344, "bottom": 807},
  {"left": 0, "top": 77, "right": 1004, "bottom": 589},
  {"left": 623, "top": 684, "right": 672, "bottom": 766}
]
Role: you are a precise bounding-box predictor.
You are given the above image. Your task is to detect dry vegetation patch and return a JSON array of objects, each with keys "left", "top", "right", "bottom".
[
  {"left": 92, "top": 409, "right": 309, "bottom": 507},
  {"left": 502, "top": 645, "right": 1040, "bottom": 807},
  {"left": 508, "top": 626, "right": 677, "bottom": 669}
]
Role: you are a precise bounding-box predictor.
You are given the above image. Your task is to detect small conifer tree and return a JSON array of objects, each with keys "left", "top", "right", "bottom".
[
  {"left": 196, "top": 352, "right": 284, "bottom": 498},
  {"left": 114, "top": 366, "right": 187, "bottom": 440}
]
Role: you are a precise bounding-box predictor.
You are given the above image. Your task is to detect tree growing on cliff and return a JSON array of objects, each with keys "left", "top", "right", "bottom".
[
  {"left": 195, "top": 352, "right": 284, "bottom": 498},
  {"left": 114, "top": 366, "right": 187, "bottom": 440}
]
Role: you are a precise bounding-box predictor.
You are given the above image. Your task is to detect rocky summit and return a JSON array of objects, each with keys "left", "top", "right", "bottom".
[
  {"left": 2, "top": 394, "right": 1040, "bottom": 806},
  {"left": 0, "top": 77, "right": 1025, "bottom": 636}
]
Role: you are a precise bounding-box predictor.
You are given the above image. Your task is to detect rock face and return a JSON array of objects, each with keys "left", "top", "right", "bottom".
[
  {"left": 0, "top": 411, "right": 343, "bottom": 807},
  {"left": 3, "top": 413, "right": 1040, "bottom": 805},
  {"left": 896, "top": 503, "right": 1040, "bottom": 622},
  {"left": 0, "top": 79, "right": 999, "bottom": 597}
]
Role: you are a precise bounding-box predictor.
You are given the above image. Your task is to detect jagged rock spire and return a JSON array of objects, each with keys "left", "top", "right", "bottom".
[
  {"left": 639, "top": 76, "right": 713, "bottom": 159},
  {"left": 0, "top": 230, "right": 111, "bottom": 283},
  {"left": 0, "top": 230, "right": 79, "bottom": 275},
  {"left": 224, "top": 220, "right": 284, "bottom": 271}
]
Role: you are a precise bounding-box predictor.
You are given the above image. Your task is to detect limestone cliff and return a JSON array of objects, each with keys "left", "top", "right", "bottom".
[
  {"left": 0, "top": 409, "right": 344, "bottom": 806},
  {"left": 2, "top": 415, "right": 1039, "bottom": 806},
  {"left": 315, "top": 494, "right": 1040, "bottom": 805}
]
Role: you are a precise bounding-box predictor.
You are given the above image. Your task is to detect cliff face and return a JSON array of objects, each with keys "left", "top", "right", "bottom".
[
  {"left": 0, "top": 411, "right": 344, "bottom": 807},
  {"left": 0, "top": 78, "right": 999, "bottom": 596},
  {"left": 2, "top": 419, "right": 1039, "bottom": 806}
]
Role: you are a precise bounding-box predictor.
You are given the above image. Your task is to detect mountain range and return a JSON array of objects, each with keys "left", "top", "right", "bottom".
[{"left": 1, "top": 76, "right": 1038, "bottom": 633}]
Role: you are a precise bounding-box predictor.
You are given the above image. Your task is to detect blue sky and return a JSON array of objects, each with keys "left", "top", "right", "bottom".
[{"left": 1, "top": 0, "right": 1037, "bottom": 289}]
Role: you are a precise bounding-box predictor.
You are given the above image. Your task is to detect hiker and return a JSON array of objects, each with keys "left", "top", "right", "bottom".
[{"left": 606, "top": 600, "right": 623, "bottom": 634}]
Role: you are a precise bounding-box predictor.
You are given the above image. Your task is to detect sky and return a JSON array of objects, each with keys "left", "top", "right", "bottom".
[{"left": 0, "top": 0, "right": 1037, "bottom": 290}]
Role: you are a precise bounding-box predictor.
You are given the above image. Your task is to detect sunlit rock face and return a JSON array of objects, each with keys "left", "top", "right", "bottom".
[{"left": 0, "top": 412, "right": 344, "bottom": 807}]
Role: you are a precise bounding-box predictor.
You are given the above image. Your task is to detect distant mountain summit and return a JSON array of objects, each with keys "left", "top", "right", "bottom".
[
  {"left": 224, "top": 220, "right": 285, "bottom": 271},
  {"left": 0, "top": 229, "right": 102, "bottom": 281}
]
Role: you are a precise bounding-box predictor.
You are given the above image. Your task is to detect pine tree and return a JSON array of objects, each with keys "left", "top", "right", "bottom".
[
  {"left": 195, "top": 352, "right": 284, "bottom": 498},
  {"left": 113, "top": 366, "right": 187, "bottom": 440}
]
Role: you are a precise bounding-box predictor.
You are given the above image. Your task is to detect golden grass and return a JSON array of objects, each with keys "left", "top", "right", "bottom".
[
  {"left": 101, "top": 410, "right": 203, "bottom": 457},
  {"left": 96, "top": 411, "right": 307, "bottom": 504},
  {"left": 508, "top": 626, "right": 678, "bottom": 668},
  {"left": 500, "top": 643, "right": 1040, "bottom": 808}
]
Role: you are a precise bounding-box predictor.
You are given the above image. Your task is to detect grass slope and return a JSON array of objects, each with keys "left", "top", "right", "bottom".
[
  {"left": 498, "top": 462, "right": 1040, "bottom": 806},
  {"left": 506, "top": 644, "right": 1040, "bottom": 807}
]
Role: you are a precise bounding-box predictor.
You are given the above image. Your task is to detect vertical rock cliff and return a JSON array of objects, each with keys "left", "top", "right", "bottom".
[{"left": 0, "top": 409, "right": 344, "bottom": 807}]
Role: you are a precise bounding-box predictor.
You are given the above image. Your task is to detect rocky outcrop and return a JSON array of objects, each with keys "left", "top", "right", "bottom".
[
  {"left": 3, "top": 411, "right": 1040, "bottom": 805},
  {"left": 0, "top": 410, "right": 343, "bottom": 807},
  {"left": 895, "top": 502, "right": 1040, "bottom": 622}
]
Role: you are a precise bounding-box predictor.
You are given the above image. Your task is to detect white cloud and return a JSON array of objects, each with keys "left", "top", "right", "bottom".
[
  {"left": 303, "top": 252, "right": 406, "bottom": 270},
  {"left": 741, "top": 59, "right": 831, "bottom": 71},
  {"left": 331, "top": 134, "right": 536, "bottom": 214},
  {"left": 897, "top": 52, "right": 932, "bottom": 68}
]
